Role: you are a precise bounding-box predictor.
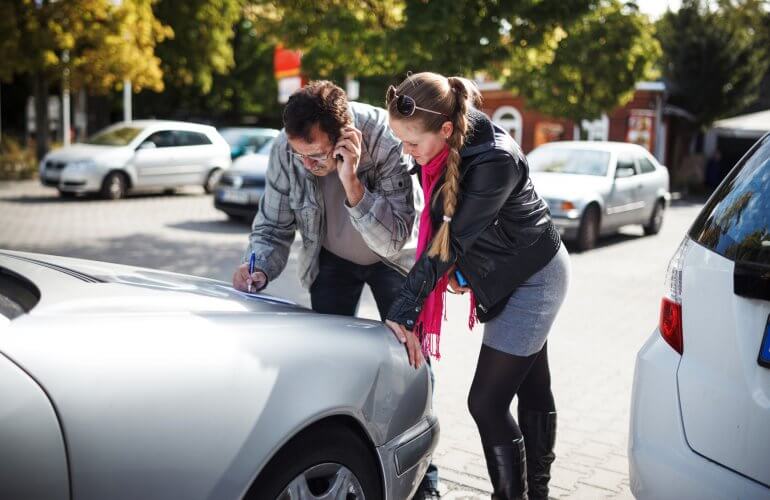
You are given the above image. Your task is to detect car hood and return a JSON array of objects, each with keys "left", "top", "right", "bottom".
[
  {"left": 44, "top": 143, "right": 134, "bottom": 166},
  {"left": 0, "top": 250, "right": 302, "bottom": 317},
  {"left": 229, "top": 153, "right": 269, "bottom": 176},
  {"left": 530, "top": 172, "right": 611, "bottom": 200}
]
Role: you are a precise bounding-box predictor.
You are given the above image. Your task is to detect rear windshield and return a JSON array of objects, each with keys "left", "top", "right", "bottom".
[
  {"left": 689, "top": 134, "right": 770, "bottom": 266},
  {"left": 528, "top": 148, "right": 610, "bottom": 176}
]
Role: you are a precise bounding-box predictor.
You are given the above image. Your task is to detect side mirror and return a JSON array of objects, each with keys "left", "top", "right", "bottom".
[{"left": 137, "top": 141, "right": 156, "bottom": 150}]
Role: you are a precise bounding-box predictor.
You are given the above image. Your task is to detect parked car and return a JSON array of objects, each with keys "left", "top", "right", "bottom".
[
  {"left": 527, "top": 141, "right": 670, "bottom": 251},
  {"left": 629, "top": 132, "right": 770, "bottom": 499},
  {"left": 218, "top": 127, "right": 279, "bottom": 160},
  {"left": 39, "top": 120, "right": 231, "bottom": 200},
  {"left": 214, "top": 137, "right": 275, "bottom": 222},
  {"left": 0, "top": 249, "right": 438, "bottom": 500}
]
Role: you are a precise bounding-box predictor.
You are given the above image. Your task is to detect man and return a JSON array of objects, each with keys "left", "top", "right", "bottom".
[{"left": 231, "top": 80, "right": 415, "bottom": 318}]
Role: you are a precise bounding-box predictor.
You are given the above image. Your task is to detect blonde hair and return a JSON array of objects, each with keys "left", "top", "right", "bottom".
[{"left": 386, "top": 72, "right": 481, "bottom": 261}]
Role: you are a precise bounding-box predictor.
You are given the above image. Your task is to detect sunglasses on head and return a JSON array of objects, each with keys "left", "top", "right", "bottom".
[{"left": 387, "top": 85, "right": 449, "bottom": 118}]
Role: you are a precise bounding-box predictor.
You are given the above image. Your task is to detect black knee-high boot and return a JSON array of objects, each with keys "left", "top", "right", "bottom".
[
  {"left": 483, "top": 437, "right": 528, "bottom": 500},
  {"left": 518, "top": 410, "right": 557, "bottom": 500}
]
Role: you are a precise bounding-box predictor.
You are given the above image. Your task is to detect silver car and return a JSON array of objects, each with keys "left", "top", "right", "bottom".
[
  {"left": 0, "top": 250, "right": 438, "bottom": 500},
  {"left": 39, "top": 120, "right": 232, "bottom": 200},
  {"left": 214, "top": 138, "right": 274, "bottom": 222},
  {"left": 528, "top": 141, "right": 670, "bottom": 251}
]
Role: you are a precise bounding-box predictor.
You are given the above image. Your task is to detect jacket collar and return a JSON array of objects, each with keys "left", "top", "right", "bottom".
[{"left": 460, "top": 108, "right": 496, "bottom": 158}]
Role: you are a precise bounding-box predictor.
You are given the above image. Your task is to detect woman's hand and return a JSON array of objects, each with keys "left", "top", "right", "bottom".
[{"left": 385, "top": 320, "right": 424, "bottom": 369}]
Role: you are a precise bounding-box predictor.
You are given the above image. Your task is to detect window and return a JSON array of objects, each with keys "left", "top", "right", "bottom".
[
  {"left": 176, "top": 131, "right": 212, "bottom": 146},
  {"left": 616, "top": 154, "right": 637, "bottom": 177},
  {"left": 144, "top": 130, "right": 176, "bottom": 148},
  {"left": 690, "top": 135, "right": 770, "bottom": 266},
  {"left": 85, "top": 126, "right": 143, "bottom": 146},
  {"left": 492, "top": 106, "right": 523, "bottom": 145},
  {"left": 527, "top": 148, "right": 610, "bottom": 176},
  {"left": 638, "top": 157, "right": 657, "bottom": 174}
]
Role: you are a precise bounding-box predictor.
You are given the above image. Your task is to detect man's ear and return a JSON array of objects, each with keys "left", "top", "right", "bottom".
[{"left": 441, "top": 121, "right": 454, "bottom": 139}]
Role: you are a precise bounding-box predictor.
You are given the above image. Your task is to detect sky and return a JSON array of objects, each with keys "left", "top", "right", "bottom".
[{"left": 635, "top": 0, "right": 682, "bottom": 19}]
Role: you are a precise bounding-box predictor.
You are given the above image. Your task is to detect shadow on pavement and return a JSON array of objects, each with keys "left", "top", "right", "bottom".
[{"left": 0, "top": 191, "right": 205, "bottom": 204}]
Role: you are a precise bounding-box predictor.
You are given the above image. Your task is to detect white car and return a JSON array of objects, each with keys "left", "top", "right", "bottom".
[
  {"left": 39, "top": 120, "right": 232, "bottom": 199},
  {"left": 527, "top": 141, "right": 670, "bottom": 251},
  {"left": 629, "top": 133, "right": 770, "bottom": 499}
]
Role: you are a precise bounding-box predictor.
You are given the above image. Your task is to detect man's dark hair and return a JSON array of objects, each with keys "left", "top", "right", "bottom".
[{"left": 283, "top": 81, "right": 351, "bottom": 143}]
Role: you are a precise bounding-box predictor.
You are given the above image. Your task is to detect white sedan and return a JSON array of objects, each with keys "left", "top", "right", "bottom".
[
  {"left": 527, "top": 141, "right": 670, "bottom": 251},
  {"left": 629, "top": 132, "right": 770, "bottom": 499},
  {"left": 40, "top": 120, "right": 232, "bottom": 199}
]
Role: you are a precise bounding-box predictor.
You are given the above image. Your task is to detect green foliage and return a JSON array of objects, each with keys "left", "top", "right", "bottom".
[
  {"left": 501, "top": 0, "right": 661, "bottom": 122},
  {"left": 657, "top": 0, "right": 770, "bottom": 127},
  {"left": 0, "top": 136, "right": 37, "bottom": 180},
  {"left": 154, "top": 0, "right": 244, "bottom": 93},
  {"left": 0, "top": 0, "right": 171, "bottom": 93}
]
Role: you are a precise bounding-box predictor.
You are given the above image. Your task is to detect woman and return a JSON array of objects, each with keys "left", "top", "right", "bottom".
[{"left": 384, "top": 73, "right": 570, "bottom": 500}]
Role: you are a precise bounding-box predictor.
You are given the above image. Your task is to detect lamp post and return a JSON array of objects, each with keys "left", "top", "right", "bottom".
[{"left": 62, "top": 50, "right": 71, "bottom": 146}]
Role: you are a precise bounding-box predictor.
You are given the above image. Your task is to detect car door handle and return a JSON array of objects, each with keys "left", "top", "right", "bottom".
[{"left": 734, "top": 261, "right": 770, "bottom": 301}]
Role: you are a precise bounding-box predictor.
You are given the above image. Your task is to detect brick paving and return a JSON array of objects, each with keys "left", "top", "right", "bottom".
[{"left": 0, "top": 180, "right": 704, "bottom": 499}]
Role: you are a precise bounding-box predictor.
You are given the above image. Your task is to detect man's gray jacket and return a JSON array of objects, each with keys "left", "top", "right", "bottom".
[{"left": 244, "top": 102, "right": 416, "bottom": 289}]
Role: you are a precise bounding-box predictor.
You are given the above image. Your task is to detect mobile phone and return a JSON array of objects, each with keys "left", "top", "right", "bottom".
[{"left": 454, "top": 269, "right": 469, "bottom": 287}]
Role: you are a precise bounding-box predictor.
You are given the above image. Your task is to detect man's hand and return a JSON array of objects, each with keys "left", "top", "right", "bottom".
[
  {"left": 385, "top": 320, "right": 424, "bottom": 369},
  {"left": 232, "top": 263, "right": 267, "bottom": 293},
  {"left": 334, "top": 126, "right": 365, "bottom": 206}
]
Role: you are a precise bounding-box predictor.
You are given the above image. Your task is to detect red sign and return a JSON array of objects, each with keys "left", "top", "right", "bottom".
[{"left": 274, "top": 44, "right": 302, "bottom": 79}]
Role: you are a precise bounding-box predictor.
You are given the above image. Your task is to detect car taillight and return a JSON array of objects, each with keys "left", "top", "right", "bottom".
[{"left": 659, "top": 237, "right": 691, "bottom": 354}]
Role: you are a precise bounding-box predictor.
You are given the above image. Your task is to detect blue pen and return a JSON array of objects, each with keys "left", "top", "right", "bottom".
[{"left": 248, "top": 252, "right": 256, "bottom": 293}]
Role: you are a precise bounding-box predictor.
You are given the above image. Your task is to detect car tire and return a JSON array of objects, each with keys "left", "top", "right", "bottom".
[
  {"left": 100, "top": 172, "right": 127, "bottom": 200},
  {"left": 576, "top": 205, "right": 600, "bottom": 252},
  {"left": 203, "top": 168, "right": 222, "bottom": 194},
  {"left": 643, "top": 199, "right": 665, "bottom": 236},
  {"left": 248, "top": 423, "right": 382, "bottom": 500}
]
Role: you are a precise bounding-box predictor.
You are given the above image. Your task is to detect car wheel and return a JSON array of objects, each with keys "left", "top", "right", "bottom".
[
  {"left": 576, "top": 205, "right": 600, "bottom": 251},
  {"left": 643, "top": 199, "right": 665, "bottom": 236},
  {"left": 203, "top": 168, "right": 222, "bottom": 194},
  {"left": 249, "top": 424, "right": 382, "bottom": 500},
  {"left": 100, "top": 172, "right": 127, "bottom": 200}
]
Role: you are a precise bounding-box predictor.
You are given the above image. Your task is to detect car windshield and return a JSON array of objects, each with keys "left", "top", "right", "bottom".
[
  {"left": 528, "top": 148, "right": 611, "bottom": 176},
  {"left": 220, "top": 129, "right": 274, "bottom": 149},
  {"left": 85, "top": 126, "right": 144, "bottom": 146},
  {"left": 256, "top": 137, "right": 275, "bottom": 155}
]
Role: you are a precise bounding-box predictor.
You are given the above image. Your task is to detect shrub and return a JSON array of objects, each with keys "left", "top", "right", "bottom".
[{"left": 0, "top": 136, "right": 38, "bottom": 181}]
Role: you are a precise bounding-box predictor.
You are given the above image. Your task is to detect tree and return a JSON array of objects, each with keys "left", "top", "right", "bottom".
[
  {"left": 153, "top": 0, "right": 244, "bottom": 94},
  {"left": 0, "top": 0, "right": 171, "bottom": 159},
  {"left": 657, "top": 0, "right": 770, "bottom": 128},
  {"left": 500, "top": 0, "right": 661, "bottom": 124}
]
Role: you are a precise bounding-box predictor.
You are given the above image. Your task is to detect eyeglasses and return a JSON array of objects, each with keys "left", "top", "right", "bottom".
[
  {"left": 287, "top": 148, "right": 332, "bottom": 163},
  {"left": 387, "top": 85, "right": 449, "bottom": 118}
]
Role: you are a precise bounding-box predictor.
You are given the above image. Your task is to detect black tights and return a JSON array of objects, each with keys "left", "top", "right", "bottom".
[{"left": 468, "top": 342, "right": 554, "bottom": 447}]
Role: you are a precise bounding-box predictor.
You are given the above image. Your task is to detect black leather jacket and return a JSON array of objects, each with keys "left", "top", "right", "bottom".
[{"left": 387, "top": 109, "right": 561, "bottom": 327}]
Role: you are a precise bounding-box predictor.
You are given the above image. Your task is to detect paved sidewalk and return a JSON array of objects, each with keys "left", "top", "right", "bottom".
[{"left": 1, "top": 180, "right": 704, "bottom": 499}]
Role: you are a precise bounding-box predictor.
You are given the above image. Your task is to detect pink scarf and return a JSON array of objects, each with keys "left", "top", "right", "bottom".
[{"left": 414, "top": 146, "right": 476, "bottom": 360}]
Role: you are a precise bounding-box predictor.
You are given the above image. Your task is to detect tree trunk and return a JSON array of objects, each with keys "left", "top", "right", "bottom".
[{"left": 33, "top": 71, "right": 49, "bottom": 161}]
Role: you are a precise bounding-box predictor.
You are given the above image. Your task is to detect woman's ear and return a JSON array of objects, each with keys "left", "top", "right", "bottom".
[{"left": 441, "top": 121, "right": 454, "bottom": 140}]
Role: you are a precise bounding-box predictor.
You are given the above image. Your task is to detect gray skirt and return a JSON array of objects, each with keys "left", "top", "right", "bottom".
[{"left": 483, "top": 243, "right": 570, "bottom": 356}]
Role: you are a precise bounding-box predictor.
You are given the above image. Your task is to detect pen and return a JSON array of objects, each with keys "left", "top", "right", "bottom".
[{"left": 248, "top": 251, "right": 256, "bottom": 293}]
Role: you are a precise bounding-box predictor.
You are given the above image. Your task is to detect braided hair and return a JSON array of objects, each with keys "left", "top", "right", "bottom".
[{"left": 386, "top": 72, "right": 481, "bottom": 261}]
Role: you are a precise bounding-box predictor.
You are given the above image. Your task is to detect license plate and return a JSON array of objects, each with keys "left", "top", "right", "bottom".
[
  {"left": 758, "top": 315, "right": 770, "bottom": 368},
  {"left": 219, "top": 188, "right": 250, "bottom": 205}
]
